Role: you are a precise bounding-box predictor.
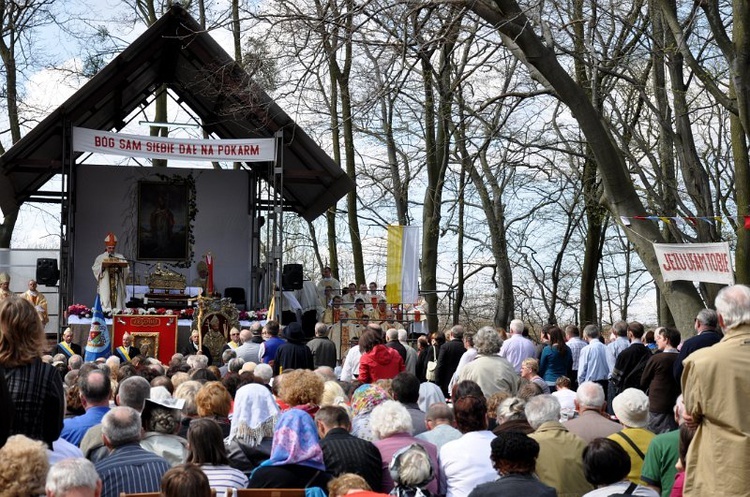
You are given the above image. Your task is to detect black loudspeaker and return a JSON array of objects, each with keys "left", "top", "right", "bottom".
[
  {"left": 36, "top": 258, "right": 60, "bottom": 286},
  {"left": 282, "top": 263, "right": 303, "bottom": 290}
]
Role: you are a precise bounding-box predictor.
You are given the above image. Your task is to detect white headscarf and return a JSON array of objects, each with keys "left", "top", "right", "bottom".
[
  {"left": 418, "top": 382, "right": 446, "bottom": 412},
  {"left": 227, "top": 383, "right": 280, "bottom": 446}
]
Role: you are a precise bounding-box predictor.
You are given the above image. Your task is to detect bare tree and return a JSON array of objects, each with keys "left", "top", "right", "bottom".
[{"left": 0, "top": 0, "right": 57, "bottom": 247}]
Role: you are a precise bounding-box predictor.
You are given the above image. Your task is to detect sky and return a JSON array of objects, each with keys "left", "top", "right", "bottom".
[{"left": 4, "top": 0, "right": 664, "bottom": 326}]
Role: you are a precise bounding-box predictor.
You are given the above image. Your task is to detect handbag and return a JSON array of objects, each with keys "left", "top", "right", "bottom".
[{"left": 426, "top": 346, "right": 437, "bottom": 381}]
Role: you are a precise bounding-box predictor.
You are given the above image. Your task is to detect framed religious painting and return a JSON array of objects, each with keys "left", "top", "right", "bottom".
[{"left": 137, "top": 181, "right": 190, "bottom": 260}]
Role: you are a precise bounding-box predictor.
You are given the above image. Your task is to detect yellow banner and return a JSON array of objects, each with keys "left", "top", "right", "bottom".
[{"left": 386, "top": 225, "right": 404, "bottom": 304}]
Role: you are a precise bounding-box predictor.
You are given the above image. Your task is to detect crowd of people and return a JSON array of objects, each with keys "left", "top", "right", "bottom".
[{"left": 1, "top": 283, "right": 749, "bottom": 497}]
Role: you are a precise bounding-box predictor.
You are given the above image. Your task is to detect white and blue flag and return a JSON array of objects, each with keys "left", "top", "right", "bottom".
[{"left": 84, "top": 295, "right": 110, "bottom": 362}]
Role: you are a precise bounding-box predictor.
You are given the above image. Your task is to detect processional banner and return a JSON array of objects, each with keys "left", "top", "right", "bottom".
[
  {"left": 386, "top": 225, "right": 420, "bottom": 305},
  {"left": 653, "top": 242, "right": 734, "bottom": 285}
]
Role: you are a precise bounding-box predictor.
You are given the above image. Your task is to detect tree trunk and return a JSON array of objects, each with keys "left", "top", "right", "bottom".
[
  {"left": 466, "top": 0, "right": 705, "bottom": 334},
  {"left": 420, "top": 6, "right": 463, "bottom": 332},
  {"left": 733, "top": 104, "right": 750, "bottom": 284},
  {"left": 733, "top": 0, "right": 750, "bottom": 284},
  {"left": 231, "top": 0, "right": 241, "bottom": 63},
  {"left": 0, "top": 209, "right": 18, "bottom": 248},
  {"left": 454, "top": 165, "right": 465, "bottom": 325},
  {"left": 340, "top": 81, "right": 366, "bottom": 285}
]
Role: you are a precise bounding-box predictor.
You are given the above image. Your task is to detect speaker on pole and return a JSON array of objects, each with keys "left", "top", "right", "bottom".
[
  {"left": 36, "top": 258, "right": 60, "bottom": 286},
  {"left": 282, "top": 264, "right": 303, "bottom": 290}
]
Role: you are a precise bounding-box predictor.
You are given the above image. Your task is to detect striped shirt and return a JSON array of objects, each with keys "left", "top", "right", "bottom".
[
  {"left": 200, "top": 464, "right": 249, "bottom": 497},
  {"left": 95, "top": 443, "right": 171, "bottom": 497},
  {"left": 566, "top": 337, "right": 587, "bottom": 371}
]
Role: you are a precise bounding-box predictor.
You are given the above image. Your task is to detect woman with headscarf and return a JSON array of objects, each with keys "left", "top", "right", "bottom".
[
  {"left": 351, "top": 384, "right": 391, "bottom": 442},
  {"left": 417, "top": 382, "right": 446, "bottom": 413},
  {"left": 247, "top": 409, "right": 333, "bottom": 490},
  {"left": 226, "top": 383, "right": 279, "bottom": 476}
]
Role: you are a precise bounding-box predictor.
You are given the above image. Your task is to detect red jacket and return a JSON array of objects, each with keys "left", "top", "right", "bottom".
[{"left": 359, "top": 344, "right": 405, "bottom": 383}]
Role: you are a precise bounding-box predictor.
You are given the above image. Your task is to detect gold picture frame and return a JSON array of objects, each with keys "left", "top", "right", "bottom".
[{"left": 131, "top": 332, "right": 160, "bottom": 359}]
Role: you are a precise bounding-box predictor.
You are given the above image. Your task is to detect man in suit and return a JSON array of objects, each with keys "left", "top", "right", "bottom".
[
  {"left": 673, "top": 308, "right": 722, "bottom": 383},
  {"left": 114, "top": 332, "right": 141, "bottom": 363},
  {"left": 609, "top": 321, "right": 652, "bottom": 403},
  {"left": 564, "top": 381, "right": 622, "bottom": 443},
  {"left": 434, "top": 325, "right": 466, "bottom": 396},
  {"left": 316, "top": 405, "right": 382, "bottom": 492},
  {"left": 54, "top": 327, "right": 82, "bottom": 358}
]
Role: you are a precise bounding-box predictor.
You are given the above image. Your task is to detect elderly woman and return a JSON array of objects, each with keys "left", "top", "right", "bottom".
[
  {"left": 226, "top": 383, "right": 279, "bottom": 476},
  {"left": 468, "top": 431, "right": 557, "bottom": 497},
  {"left": 0, "top": 296, "right": 64, "bottom": 446},
  {"left": 187, "top": 418, "right": 248, "bottom": 497},
  {"left": 370, "top": 400, "right": 440, "bottom": 495},
  {"left": 279, "top": 369, "right": 325, "bottom": 416},
  {"left": 328, "top": 474, "right": 374, "bottom": 497},
  {"left": 390, "top": 444, "right": 437, "bottom": 497},
  {"left": 0, "top": 434, "right": 50, "bottom": 495},
  {"left": 351, "top": 384, "right": 391, "bottom": 442},
  {"left": 195, "top": 381, "right": 233, "bottom": 437},
  {"left": 247, "top": 409, "right": 333, "bottom": 490},
  {"left": 140, "top": 391, "right": 189, "bottom": 466},
  {"left": 359, "top": 329, "right": 405, "bottom": 383},
  {"left": 493, "top": 397, "right": 534, "bottom": 435},
  {"left": 457, "top": 326, "right": 519, "bottom": 397},
  {"left": 520, "top": 358, "right": 551, "bottom": 394},
  {"left": 174, "top": 380, "right": 203, "bottom": 437},
  {"left": 439, "top": 392, "right": 497, "bottom": 497},
  {"left": 321, "top": 380, "right": 349, "bottom": 408}
]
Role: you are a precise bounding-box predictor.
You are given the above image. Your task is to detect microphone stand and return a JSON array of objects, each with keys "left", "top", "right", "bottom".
[{"left": 125, "top": 259, "right": 152, "bottom": 308}]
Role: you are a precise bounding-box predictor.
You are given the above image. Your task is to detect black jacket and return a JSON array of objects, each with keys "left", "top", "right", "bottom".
[
  {"left": 320, "top": 427, "right": 383, "bottom": 491},
  {"left": 435, "top": 339, "right": 466, "bottom": 396}
]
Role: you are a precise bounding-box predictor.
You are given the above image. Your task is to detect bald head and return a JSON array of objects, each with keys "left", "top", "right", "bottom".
[
  {"left": 426, "top": 402, "right": 455, "bottom": 428},
  {"left": 116, "top": 375, "right": 151, "bottom": 412},
  {"left": 715, "top": 284, "right": 750, "bottom": 331},
  {"left": 79, "top": 369, "right": 111, "bottom": 406},
  {"left": 239, "top": 328, "right": 252, "bottom": 343},
  {"left": 315, "top": 323, "right": 329, "bottom": 337}
]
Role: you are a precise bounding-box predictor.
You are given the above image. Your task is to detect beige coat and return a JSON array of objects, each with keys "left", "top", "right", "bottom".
[
  {"left": 529, "top": 421, "right": 593, "bottom": 497},
  {"left": 682, "top": 324, "right": 750, "bottom": 496}
]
